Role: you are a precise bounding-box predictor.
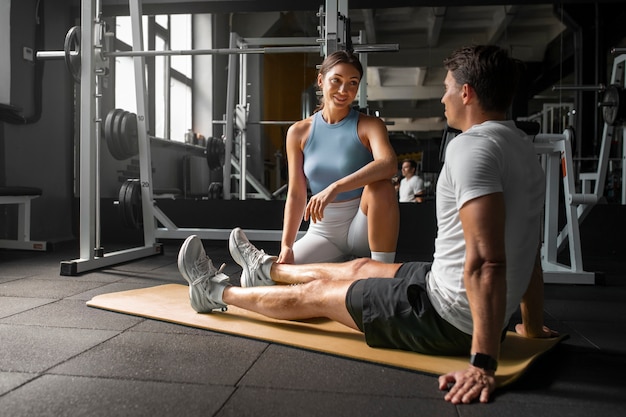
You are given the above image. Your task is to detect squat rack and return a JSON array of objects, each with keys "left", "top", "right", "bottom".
[{"left": 60, "top": 0, "right": 396, "bottom": 275}]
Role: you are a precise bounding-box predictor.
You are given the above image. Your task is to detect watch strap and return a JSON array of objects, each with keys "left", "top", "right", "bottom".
[{"left": 470, "top": 353, "right": 498, "bottom": 372}]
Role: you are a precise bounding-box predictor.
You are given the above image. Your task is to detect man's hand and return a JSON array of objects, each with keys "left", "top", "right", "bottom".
[
  {"left": 438, "top": 366, "right": 496, "bottom": 404},
  {"left": 515, "top": 323, "right": 559, "bottom": 338}
]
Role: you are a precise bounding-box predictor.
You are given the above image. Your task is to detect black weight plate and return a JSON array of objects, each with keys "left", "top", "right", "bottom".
[
  {"left": 117, "top": 111, "right": 134, "bottom": 158},
  {"left": 120, "top": 112, "right": 139, "bottom": 157},
  {"left": 206, "top": 137, "right": 225, "bottom": 170},
  {"left": 602, "top": 85, "right": 620, "bottom": 126},
  {"left": 111, "top": 109, "right": 130, "bottom": 160},
  {"left": 105, "top": 109, "right": 125, "bottom": 160},
  {"left": 122, "top": 179, "right": 142, "bottom": 229},
  {"left": 127, "top": 179, "right": 143, "bottom": 229},
  {"left": 117, "top": 180, "right": 131, "bottom": 227}
]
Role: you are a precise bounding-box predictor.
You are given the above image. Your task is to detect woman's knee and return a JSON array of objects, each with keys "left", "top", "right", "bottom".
[{"left": 363, "top": 180, "right": 398, "bottom": 208}]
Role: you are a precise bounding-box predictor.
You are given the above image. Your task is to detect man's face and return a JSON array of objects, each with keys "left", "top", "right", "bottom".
[
  {"left": 441, "top": 71, "right": 463, "bottom": 129},
  {"left": 401, "top": 162, "right": 415, "bottom": 176}
]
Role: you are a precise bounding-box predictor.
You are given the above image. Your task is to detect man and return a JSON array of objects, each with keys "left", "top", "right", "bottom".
[
  {"left": 177, "top": 45, "right": 557, "bottom": 404},
  {"left": 398, "top": 158, "right": 424, "bottom": 203}
]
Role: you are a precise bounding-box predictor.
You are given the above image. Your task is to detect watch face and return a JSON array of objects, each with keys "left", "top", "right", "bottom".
[{"left": 470, "top": 353, "right": 497, "bottom": 371}]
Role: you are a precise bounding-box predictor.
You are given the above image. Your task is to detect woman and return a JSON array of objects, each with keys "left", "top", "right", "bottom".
[{"left": 279, "top": 50, "right": 399, "bottom": 264}]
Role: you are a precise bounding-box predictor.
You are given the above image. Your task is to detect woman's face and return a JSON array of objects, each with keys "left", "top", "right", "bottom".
[{"left": 318, "top": 62, "right": 361, "bottom": 110}]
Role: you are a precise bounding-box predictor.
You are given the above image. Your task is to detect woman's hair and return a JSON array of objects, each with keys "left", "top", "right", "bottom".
[
  {"left": 315, "top": 50, "right": 363, "bottom": 112},
  {"left": 443, "top": 45, "right": 523, "bottom": 113}
]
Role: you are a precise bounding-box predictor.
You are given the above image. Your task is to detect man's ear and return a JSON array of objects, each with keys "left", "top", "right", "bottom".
[{"left": 461, "top": 83, "right": 473, "bottom": 104}]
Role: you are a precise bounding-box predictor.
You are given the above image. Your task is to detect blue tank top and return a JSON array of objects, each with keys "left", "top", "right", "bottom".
[{"left": 303, "top": 108, "right": 373, "bottom": 201}]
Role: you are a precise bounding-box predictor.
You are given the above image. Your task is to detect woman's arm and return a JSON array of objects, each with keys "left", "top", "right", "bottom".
[{"left": 278, "top": 121, "right": 310, "bottom": 264}]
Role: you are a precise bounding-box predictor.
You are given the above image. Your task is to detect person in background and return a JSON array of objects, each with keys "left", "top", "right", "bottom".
[
  {"left": 398, "top": 158, "right": 425, "bottom": 203},
  {"left": 279, "top": 50, "right": 399, "bottom": 265}
]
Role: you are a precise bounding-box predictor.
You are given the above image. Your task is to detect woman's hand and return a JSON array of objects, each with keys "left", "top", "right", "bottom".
[
  {"left": 304, "top": 185, "right": 339, "bottom": 223},
  {"left": 277, "top": 246, "right": 295, "bottom": 264}
]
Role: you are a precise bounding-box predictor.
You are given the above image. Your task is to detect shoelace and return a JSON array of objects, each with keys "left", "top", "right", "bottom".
[
  {"left": 191, "top": 256, "right": 226, "bottom": 286},
  {"left": 240, "top": 241, "right": 267, "bottom": 269}
]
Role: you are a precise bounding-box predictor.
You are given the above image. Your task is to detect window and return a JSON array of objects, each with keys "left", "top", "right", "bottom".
[{"left": 113, "top": 14, "right": 193, "bottom": 142}]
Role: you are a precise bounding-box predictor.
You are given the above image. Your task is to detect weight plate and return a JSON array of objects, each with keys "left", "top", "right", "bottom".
[
  {"left": 206, "top": 137, "right": 225, "bottom": 170},
  {"left": 117, "top": 180, "right": 131, "bottom": 227},
  {"left": 117, "top": 111, "right": 134, "bottom": 158},
  {"left": 602, "top": 84, "right": 626, "bottom": 126},
  {"left": 64, "top": 26, "right": 81, "bottom": 83},
  {"left": 105, "top": 109, "right": 126, "bottom": 160},
  {"left": 119, "top": 179, "right": 142, "bottom": 229},
  {"left": 120, "top": 112, "right": 139, "bottom": 157},
  {"left": 112, "top": 109, "right": 130, "bottom": 160}
]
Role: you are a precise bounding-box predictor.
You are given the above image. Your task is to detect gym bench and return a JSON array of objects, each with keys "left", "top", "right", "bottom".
[{"left": 0, "top": 186, "right": 48, "bottom": 251}]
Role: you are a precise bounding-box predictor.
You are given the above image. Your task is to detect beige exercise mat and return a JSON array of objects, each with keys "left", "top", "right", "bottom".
[{"left": 87, "top": 283, "right": 565, "bottom": 387}]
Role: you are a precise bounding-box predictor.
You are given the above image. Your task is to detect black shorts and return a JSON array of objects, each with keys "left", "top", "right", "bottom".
[{"left": 345, "top": 262, "right": 472, "bottom": 356}]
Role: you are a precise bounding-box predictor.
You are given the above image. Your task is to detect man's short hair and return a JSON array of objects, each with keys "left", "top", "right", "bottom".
[
  {"left": 443, "top": 45, "right": 523, "bottom": 113},
  {"left": 402, "top": 158, "right": 418, "bottom": 170}
]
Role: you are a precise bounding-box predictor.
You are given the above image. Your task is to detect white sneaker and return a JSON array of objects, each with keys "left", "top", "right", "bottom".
[
  {"left": 178, "top": 235, "right": 229, "bottom": 313},
  {"left": 228, "top": 228, "right": 276, "bottom": 287}
]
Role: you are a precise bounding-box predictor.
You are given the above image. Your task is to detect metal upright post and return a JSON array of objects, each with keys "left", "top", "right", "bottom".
[
  {"left": 128, "top": 0, "right": 156, "bottom": 245},
  {"left": 239, "top": 49, "right": 248, "bottom": 200},
  {"left": 60, "top": 0, "right": 162, "bottom": 275},
  {"left": 78, "top": 0, "right": 97, "bottom": 262},
  {"left": 223, "top": 32, "right": 239, "bottom": 200}
]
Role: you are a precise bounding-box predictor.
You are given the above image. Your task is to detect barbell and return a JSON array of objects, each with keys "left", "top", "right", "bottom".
[
  {"left": 35, "top": 25, "right": 397, "bottom": 84},
  {"left": 36, "top": 26, "right": 82, "bottom": 82},
  {"left": 553, "top": 83, "right": 626, "bottom": 126}
]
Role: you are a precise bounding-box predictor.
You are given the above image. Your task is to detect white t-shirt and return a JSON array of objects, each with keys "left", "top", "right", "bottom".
[
  {"left": 427, "top": 120, "right": 545, "bottom": 335},
  {"left": 399, "top": 175, "right": 424, "bottom": 202}
]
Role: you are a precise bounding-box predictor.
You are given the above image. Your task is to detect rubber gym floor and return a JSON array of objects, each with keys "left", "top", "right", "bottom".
[{"left": 1, "top": 237, "right": 624, "bottom": 417}]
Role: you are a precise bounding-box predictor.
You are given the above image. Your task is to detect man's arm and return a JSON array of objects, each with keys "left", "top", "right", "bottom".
[{"left": 439, "top": 192, "right": 506, "bottom": 404}]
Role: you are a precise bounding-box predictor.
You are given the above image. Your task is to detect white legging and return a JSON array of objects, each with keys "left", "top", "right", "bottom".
[{"left": 292, "top": 198, "right": 370, "bottom": 264}]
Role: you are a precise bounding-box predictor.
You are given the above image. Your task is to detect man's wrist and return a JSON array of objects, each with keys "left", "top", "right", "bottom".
[{"left": 470, "top": 353, "right": 498, "bottom": 372}]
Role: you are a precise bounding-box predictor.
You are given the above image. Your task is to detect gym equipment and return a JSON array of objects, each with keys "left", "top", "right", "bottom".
[
  {"left": 35, "top": 26, "right": 82, "bottom": 83},
  {"left": 0, "top": 186, "right": 48, "bottom": 251},
  {"left": 116, "top": 179, "right": 142, "bottom": 229},
  {"left": 87, "top": 284, "right": 567, "bottom": 388},
  {"left": 103, "top": 108, "right": 225, "bottom": 170},
  {"left": 62, "top": 0, "right": 361, "bottom": 274},
  {"left": 600, "top": 84, "right": 626, "bottom": 126}
]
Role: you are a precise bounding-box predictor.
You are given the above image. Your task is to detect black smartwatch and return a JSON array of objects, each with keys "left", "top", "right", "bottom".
[{"left": 470, "top": 353, "right": 498, "bottom": 372}]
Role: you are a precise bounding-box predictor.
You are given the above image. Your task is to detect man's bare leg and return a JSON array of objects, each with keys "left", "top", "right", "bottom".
[
  {"left": 223, "top": 257, "right": 402, "bottom": 329},
  {"left": 222, "top": 279, "right": 361, "bottom": 330}
]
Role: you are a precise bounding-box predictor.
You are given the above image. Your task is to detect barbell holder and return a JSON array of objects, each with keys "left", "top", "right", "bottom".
[{"left": 552, "top": 84, "right": 605, "bottom": 92}]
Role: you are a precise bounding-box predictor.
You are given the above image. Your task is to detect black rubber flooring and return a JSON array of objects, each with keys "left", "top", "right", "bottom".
[{"left": 1, "top": 239, "right": 624, "bottom": 416}]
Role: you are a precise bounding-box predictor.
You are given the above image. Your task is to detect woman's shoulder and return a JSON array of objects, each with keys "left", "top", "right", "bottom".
[
  {"left": 288, "top": 116, "right": 313, "bottom": 133},
  {"left": 357, "top": 111, "right": 386, "bottom": 128},
  {"left": 287, "top": 116, "right": 314, "bottom": 147}
]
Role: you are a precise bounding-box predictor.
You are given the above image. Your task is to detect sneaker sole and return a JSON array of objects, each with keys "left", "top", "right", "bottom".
[{"left": 178, "top": 234, "right": 199, "bottom": 286}]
